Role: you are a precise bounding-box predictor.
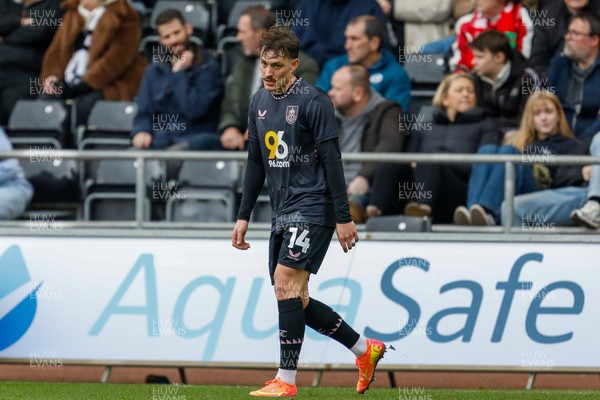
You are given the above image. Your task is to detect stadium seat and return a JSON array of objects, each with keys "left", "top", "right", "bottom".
[
  {"left": 19, "top": 157, "right": 81, "bottom": 219},
  {"left": 83, "top": 158, "right": 164, "bottom": 221},
  {"left": 7, "top": 100, "right": 69, "bottom": 149},
  {"left": 404, "top": 52, "right": 447, "bottom": 87},
  {"left": 78, "top": 101, "right": 138, "bottom": 150},
  {"left": 217, "top": 36, "right": 242, "bottom": 78},
  {"left": 217, "top": 0, "right": 271, "bottom": 42},
  {"left": 166, "top": 160, "right": 242, "bottom": 222},
  {"left": 366, "top": 215, "right": 432, "bottom": 232},
  {"left": 404, "top": 53, "right": 446, "bottom": 115}
]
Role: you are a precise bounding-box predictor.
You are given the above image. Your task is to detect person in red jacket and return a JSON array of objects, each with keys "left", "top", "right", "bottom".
[{"left": 449, "top": 0, "right": 534, "bottom": 71}]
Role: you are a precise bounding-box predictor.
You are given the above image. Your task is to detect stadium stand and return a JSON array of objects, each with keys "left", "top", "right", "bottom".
[
  {"left": 83, "top": 158, "right": 163, "bottom": 221},
  {"left": 7, "top": 100, "right": 69, "bottom": 149},
  {"left": 166, "top": 160, "right": 240, "bottom": 222},
  {"left": 78, "top": 101, "right": 138, "bottom": 150}
]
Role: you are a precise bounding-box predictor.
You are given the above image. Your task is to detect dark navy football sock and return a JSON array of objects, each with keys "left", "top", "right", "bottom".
[
  {"left": 304, "top": 297, "right": 360, "bottom": 349},
  {"left": 278, "top": 297, "right": 305, "bottom": 370}
]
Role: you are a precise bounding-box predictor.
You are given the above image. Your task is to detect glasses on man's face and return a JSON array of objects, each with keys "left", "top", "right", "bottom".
[{"left": 565, "top": 29, "right": 592, "bottom": 38}]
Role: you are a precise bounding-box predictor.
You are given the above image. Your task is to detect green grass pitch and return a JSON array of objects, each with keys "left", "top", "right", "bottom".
[{"left": 0, "top": 382, "right": 599, "bottom": 400}]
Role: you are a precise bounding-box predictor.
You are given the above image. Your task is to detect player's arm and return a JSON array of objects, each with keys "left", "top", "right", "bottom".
[
  {"left": 316, "top": 138, "right": 359, "bottom": 253},
  {"left": 233, "top": 139, "right": 265, "bottom": 250}
]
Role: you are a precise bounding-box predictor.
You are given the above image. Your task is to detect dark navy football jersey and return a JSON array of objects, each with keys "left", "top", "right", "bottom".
[{"left": 247, "top": 78, "right": 339, "bottom": 228}]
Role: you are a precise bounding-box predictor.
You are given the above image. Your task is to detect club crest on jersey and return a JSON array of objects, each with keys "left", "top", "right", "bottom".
[{"left": 286, "top": 106, "right": 298, "bottom": 124}]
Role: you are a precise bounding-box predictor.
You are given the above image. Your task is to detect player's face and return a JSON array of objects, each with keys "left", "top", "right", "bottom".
[
  {"left": 157, "top": 19, "right": 192, "bottom": 56},
  {"left": 328, "top": 70, "right": 355, "bottom": 112},
  {"left": 532, "top": 100, "right": 560, "bottom": 140},
  {"left": 344, "top": 21, "right": 376, "bottom": 65},
  {"left": 259, "top": 50, "right": 299, "bottom": 93},
  {"left": 442, "top": 77, "right": 476, "bottom": 115},
  {"left": 237, "top": 15, "right": 261, "bottom": 56},
  {"left": 564, "top": 19, "right": 597, "bottom": 62}
]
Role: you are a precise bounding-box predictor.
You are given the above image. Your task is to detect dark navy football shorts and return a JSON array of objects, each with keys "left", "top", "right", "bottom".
[{"left": 268, "top": 223, "right": 335, "bottom": 285}]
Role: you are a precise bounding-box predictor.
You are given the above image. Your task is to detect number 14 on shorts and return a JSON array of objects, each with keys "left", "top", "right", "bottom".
[{"left": 288, "top": 227, "right": 310, "bottom": 253}]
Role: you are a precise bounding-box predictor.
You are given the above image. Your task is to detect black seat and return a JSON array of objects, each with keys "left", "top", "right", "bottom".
[
  {"left": 78, "top": 100, "right": 138, "bottom": 150},
  {"left": 217, "top": 37, "right": 243, "bottom": 78},
  {"left": 366, "top": 215, "right": 432, "bottom": 232},
  {"left": 19, "top": 157, "right": 80, "bottom": 206},
  {"left": 8, "top": 100, "right": 69, "bottom": 149},
  {"left": 83, "top": 158, "right": 164, "bottom": 221},
  {"left": 166, "top": 160, "right": 242, "bottom": 222}
]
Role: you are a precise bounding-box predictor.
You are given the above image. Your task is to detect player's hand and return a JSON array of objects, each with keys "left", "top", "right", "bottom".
[
  {"left": 336, "top": 221, "right": 359, "bottom": 253},
  {"left": 232, "top": 219, "right": 251, "bottom": 250},
  {"left": 132, "top": 132, "right": 152, "bottom": 149},
  {"left": 221, "top": 127, "right": 246, "bottom": 150}
]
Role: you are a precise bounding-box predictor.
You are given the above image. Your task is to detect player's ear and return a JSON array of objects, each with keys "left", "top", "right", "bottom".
[{"left": 291, "top": 58, "right": 299, "bottom": 72}]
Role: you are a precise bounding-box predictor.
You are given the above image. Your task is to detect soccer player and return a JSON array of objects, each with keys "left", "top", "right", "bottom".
[{"left": 231, "top": 26, "right": 386, "bottom": 397}]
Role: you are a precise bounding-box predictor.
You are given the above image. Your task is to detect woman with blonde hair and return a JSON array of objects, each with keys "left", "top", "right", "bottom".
[
  {"left": 396, "top": 72, "right": 497, "bottom": 223},
  {"left": 455, "top": 90, "right": 579, "bottom": 225}
]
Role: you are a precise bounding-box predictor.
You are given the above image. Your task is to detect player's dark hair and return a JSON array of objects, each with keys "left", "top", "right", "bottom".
[
  {"left": 345, "top": 65, "right": 371, "bottom": 93},
  {"left": 348, "top": 15, "right": 386, "bottom": 51},
  {"left": 469, "top": 30, "right": 513, "bottom": 62},
  {"left": 570, "top": 12, "right": 600, "bottom": 42},
  {"left": 155, "top": 9, "right": 187, "bottom": 28},
  {"left": 259, "top": 26, "right": 299, "bottom": 60},
  {"left": 241, "top": 5, "right": 276, "bottom": 31}
]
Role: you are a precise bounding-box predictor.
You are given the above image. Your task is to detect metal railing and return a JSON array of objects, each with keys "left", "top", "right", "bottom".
[{"left": 0, "top": 149, "right": 599, "bottom": 233}]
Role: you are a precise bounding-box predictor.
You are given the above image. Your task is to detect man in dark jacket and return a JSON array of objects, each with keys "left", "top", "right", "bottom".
[
  {"left": 131, "top": 9, "right": 223, "bottom": 150},
  {"left": 219, "top": 5, "right": 319, "bottom": 150},
  {"left": 328, "top": 64, "right": 403, "bottom": 222},
  {"left": 529, "top": 0, "right": 600, "bottom": 76},
  {"left": 548, "top": 12, "right": 600, "bottom": 139},
  {"left": 292, "top": 0, "right": 390, "bottom": 67},
  {"left": 470, "top": 30, "right": 542, "bottom": 130},
  {"left": 0, "top": 0, "right": 62, "bottom": 125}
]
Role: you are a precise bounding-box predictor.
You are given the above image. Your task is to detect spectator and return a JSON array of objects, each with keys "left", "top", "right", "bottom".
[
  {"left": 547, "top": 12, "right": 600, "bottom": 139},
  {"left": 419, "top": 0, "right": 477, "bottom": 55},
  {"left": 40, "top": 0, "right": 146, "bottom": 125},
  {"left": 530, "top": 0, "right": 600, "bottom": 75},
  {"left": 393, "top": 0, "right": 454, "bottom": 50},
  {"left": 470, "top": 30, "right": 542, "bottom": 129},
  {"left": 328, "top": 65, "right": 404, "bottom": 222},
  {"left": 504, "top": 132, "right": 599, "bottom": 228},
  {"left": 404, "top": 73, "right": 497, "bottom": 223},
  {"left": 131, "top": 9, "right": 223, "bottom": 151},
  {"left": 292, "top": 0, "right": 390, "bottom": 67},
  {"left": 0, "top": 0, "right": 63, "bottom": 125},
  {"left": 449, "top": 0, "right": 534, "bottom": 71},
  {"left": 0, "top": 127, "right": 33, "bottom": 219},
  {"left": 316, "top": 15, "right": 411, "bottom": 112},
  {"left": 455, "top": 91, "right": 578, "bottom": 225},
  {"left": 219, "top": 5, "right": 318, "bottom": 151}
]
